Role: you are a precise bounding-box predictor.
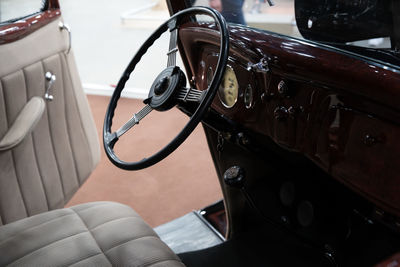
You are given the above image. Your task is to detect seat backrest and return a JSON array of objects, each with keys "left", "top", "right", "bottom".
[{"left": 0, "top": 8, "right": 100, "bottom": 225}]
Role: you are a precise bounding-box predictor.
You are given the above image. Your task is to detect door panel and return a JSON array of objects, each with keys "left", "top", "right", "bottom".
[{"left": 0, "top": 3, "right": 100, "bottom": 225}]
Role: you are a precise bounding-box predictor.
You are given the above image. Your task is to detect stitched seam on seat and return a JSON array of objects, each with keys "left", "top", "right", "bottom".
[
  {"left": 104, "top": 236, "right": 158, "bottom": 254},
  {"left": 141, "top": 258, "right": 183, "bottom": 267},
  {"left": 58, "top": 54, "right": 80, "bottom": 189},
  {"left": 72, "top": 209, "right": 113, "bottom": 265},
  {"left": 104, "top": 233, "right": 158, "bottom": 253},
  {"left": 69, "top": 202, "right": 119, "bottom": 213},
  {"left": 61, "top": 251, "right": 104, "bottom": 267},
  {"left": 60, "top": 53, "right": 93, "bottom": 185},
  {"left": 10, "top": 150, "right": 30, "bottom": 217},
  {"left": 5, "top": 230, "right": 88, "bottom": 266},
  {"left": 30, "top": 132, "right": 49, "bottom": 210},
  {"left": 0, "top": 79, "right": 28, "bottom": 223},
  {"left": 105, "top": 236, "right": 181, "bottom": 266},
  {"left": 22, "top": 68, "right": 50, "bottom": 211},
  {"left": 90, "top": 216, "right": 141, "bottom": 231},
  {"left": 5, "top": 72, "right": 30, "bottom": 218},
  {"left": 70, "top": 203, "right": 140, "bottom": 223},
  {"left": 0, "top": 81, "right": 5, "bottom": 225},
  {"left": 40, "top": 60, "right": 65, "bottom": 201},
  {"left": 0, "top": 212, "right": 76, "bottom": 246},
  {"left": 104, "top": 236, "right": 181, "bottom": 267}
]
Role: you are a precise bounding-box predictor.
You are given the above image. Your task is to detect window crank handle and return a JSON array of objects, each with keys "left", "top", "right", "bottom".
[{"left": 45, "top": 72, "right": 56, "bottom": 101}]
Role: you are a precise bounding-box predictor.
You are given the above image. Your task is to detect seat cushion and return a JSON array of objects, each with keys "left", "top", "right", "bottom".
[{"left": 0, "top": 201, "right": 185, "bottom": 267}]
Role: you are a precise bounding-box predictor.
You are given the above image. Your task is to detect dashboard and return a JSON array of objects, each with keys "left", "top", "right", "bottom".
[{"left": 179, "top": 23, "right": 400, "bottom": 221}]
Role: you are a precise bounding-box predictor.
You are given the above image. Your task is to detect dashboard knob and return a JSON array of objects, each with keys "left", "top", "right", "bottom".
[
  {"left": 288, "top": 106, "right": 304, "bottom": 118},
  {"left": 274, "top": 106, "right": 288, "bottom": 121},
  {"left": 363, "top": 134, "right": 377, "bottom": 146},
  {"left": 223, "top": 166, "right": 245, "bottom": 188},
  {"left": 277, "top": 80, "right": 290, "bottom": 97}
]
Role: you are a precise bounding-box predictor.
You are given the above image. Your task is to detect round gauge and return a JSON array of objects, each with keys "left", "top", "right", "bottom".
[
  {"left": 218, "top": 66, "right": 238, "bottom": 108},
  {"left": 244, "top": 84, "right": 254, "bottom": 109}
]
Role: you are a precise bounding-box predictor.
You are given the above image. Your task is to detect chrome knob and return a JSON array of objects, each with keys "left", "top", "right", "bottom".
[{"left": 274, "top": 106, "right": 288, "bottom": 121}]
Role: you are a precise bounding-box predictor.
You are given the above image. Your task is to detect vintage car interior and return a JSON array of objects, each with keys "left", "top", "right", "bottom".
[{"left": 1, "top": 0, "right": 400, "bottom": 266}]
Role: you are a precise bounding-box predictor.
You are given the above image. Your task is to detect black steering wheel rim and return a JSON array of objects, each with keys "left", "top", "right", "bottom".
[{"left": 103, "top": 6, "right": 229, "bottom": 170}]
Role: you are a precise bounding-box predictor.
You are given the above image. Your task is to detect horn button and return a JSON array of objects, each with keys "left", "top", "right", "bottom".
[{"left": 147, "top": 66, "right": 186, "bottom": 111}]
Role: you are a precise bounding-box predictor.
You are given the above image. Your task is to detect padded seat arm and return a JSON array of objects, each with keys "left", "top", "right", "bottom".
[{"left": 0, "top": 96, "right": 45, "bottom": 151}]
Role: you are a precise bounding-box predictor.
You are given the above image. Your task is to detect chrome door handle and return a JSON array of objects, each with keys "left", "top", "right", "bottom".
[{"left": 58, "top": 21, "right": 71, "bottom": 54}]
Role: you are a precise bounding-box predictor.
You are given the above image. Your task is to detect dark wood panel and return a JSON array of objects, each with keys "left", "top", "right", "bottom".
[
  {"left": 315, "top": 106, "right": 400, "bottom": 216},
  {"left": 179, "top": 24, "right": 400, "bottom": 218}
]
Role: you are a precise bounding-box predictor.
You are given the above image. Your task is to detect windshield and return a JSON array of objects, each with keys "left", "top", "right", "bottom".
[{"left": 189, "top": 0, "right": 400, "bottom": 67}]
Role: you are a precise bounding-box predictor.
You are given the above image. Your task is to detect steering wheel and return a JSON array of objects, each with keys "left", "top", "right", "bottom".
[{"left": 103, "top": 7, "right": 229, "bottom": 170}]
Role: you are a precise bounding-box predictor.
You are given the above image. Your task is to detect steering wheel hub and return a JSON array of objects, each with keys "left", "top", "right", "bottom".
[
  {"left": 148, "top": 66, "right": 186, "bottom": 111},
  {"left": 154, "top": 77, "right": 169, "bottom": 95}
]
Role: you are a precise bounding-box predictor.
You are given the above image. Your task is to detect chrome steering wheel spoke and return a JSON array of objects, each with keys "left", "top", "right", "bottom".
[
  {"left": 115, "top": 104, "right": 153, "bottom": 139},
  {"left": 105, "top": 104, "right": 153, "bottom": 148},
  {"left": 167, "top": 29, "right": 178, "bottom": 67},
  {"left": 175, "top": 87, "right": 206, "bottom": 103}
]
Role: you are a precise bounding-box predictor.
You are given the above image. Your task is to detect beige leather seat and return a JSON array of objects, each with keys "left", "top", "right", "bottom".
[
  {"left": 0, "top": 16, "right": 184, "bottom": 267},
  {"left": 0, "top": 201, "right": 184, "bottom": 267}
]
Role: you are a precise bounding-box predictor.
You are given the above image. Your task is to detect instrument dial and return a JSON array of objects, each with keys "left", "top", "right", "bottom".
[{"left": 218, "top": 66, "right": 238, "bottom": 108}]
